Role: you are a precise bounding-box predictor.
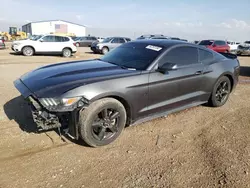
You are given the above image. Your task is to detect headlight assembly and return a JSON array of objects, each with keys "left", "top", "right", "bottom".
[
  {"left": 38, "top": 97, "right": 86, "bottom": 111},
  {"left": 13, "top": 42, "right": 21, "bottom": 46}
]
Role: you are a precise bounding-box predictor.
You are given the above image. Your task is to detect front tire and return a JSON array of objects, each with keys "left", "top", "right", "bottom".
[
  {"left": 209, "top": 76, "right": 231, "bottom": 107},
  {"left": 79, "top": 98, "right": 126, "bottom": 147},
  {"left": 102, "top": 47, "right": 109, "bottom": 55},
  {"left": 62, "top": 48, "right": 72, "bottom": 57},
  {"left": 22, "top": 46, "right": 34, "bottom": 56}
]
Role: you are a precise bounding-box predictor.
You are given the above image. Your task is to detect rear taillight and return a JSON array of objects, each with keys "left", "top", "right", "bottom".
[{"left": 1, "top": 39, "right": 4, "bottom": 43}]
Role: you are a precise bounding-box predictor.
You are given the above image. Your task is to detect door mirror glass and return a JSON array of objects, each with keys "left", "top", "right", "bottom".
[
  {"left": 157, "top": 62, "right": 178, "bottom": 73},
  {"left": 39, "top": 39, "right": 43, "bottom": 42}
]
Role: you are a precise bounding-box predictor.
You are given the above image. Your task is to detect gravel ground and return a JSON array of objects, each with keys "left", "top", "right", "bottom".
[{"left": 0, "top": 46, "right": 250, "bottom": 188}]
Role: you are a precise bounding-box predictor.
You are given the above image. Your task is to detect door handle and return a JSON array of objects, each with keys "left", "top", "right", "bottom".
[{"left": 195, "top": 71, "right": 203, "bottom": 75}]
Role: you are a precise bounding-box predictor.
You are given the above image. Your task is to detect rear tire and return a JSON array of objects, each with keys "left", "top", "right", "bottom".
[
  {"left": 62, "top": 48, "right": 72, "bottom": 57},
  {"left": 209, "top": 76, "right": 231, "bottom": 107},
  {"left": 102, "top": 47, "right": 109, "bottom": 55},
  {"left": 79, "top": 98, "right": 126, "bottom": 147},
  {"left": 22, "top": 46, "right": 34, "bottom": 56}
]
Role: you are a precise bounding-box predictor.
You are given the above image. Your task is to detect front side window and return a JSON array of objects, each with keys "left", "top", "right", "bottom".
[
  {"left": 111, "top": 38, "right": 119, "bottom": 43},
  {"left": 102, "top": 38, "right": 112, "bottom": 43},
  {"left": 160, "top": 46, "right": 199, "bottom": 67},
  {"left": 42, "top": 36, "right": 55, "bottom": 42}
]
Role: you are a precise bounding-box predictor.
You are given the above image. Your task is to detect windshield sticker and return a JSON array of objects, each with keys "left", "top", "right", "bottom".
[{"left": 146, "top": 45, "right": 162, "bottom": 51}]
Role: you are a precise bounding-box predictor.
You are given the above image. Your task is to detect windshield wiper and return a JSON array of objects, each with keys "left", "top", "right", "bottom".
[{"left": 119, "top": 65, "right": 136, "bottom": 70}]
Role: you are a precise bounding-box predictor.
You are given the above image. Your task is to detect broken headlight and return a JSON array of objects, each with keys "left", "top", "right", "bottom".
[{"left": 39, "top": 97, "right": 87, "bottom": 111}]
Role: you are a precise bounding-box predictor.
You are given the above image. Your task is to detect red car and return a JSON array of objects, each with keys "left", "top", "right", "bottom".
[{"left": 198, "top": 40, "right": 230, "bottom": 53}]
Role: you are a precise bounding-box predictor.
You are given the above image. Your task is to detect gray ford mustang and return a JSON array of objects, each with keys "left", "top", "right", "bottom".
[{"left": 14, "top": 40, "right": 240, "bottom": 147}]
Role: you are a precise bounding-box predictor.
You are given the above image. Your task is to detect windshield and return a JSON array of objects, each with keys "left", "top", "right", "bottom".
[
  {"left": 100, "top": 45, "right": 164, "bottom": 70},
  {"left": 31, "top": 35, "right": 43, "bottom": 41},
  {"left": 199, "top": 40, "right": 213, "bottom": 45},
  {"left": 101, "top": 38, "right": 112, "bottom": 43}
]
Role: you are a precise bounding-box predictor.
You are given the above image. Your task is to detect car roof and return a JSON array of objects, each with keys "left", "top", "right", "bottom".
[{"left": 127, "top": 39, "right": 189, "bottom": 48}]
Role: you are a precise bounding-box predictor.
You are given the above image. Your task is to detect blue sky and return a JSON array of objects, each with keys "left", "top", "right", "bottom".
[{"left": 1, "top": 0, "right": 250, "bottom": 41}]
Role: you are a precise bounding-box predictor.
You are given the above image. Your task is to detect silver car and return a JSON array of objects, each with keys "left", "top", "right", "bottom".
[{"left": 90, "top": 37, "right": 131, "bottom": 54}]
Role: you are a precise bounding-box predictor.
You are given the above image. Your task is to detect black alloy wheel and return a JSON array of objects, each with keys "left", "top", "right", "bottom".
[
  {"left": 92, "top": 108, "right": 120, "bottom": 141},
  {"left": 79, "top": 98, "right": 126, "bottom": 147},
  {"left": 209, "top": 76, "right": 231, "bottom": 107},
  {"left": 215, "top": 81, "right": 230, "bottom": 104}
]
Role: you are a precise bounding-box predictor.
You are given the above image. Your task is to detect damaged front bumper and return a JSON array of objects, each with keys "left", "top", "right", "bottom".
[{"left": 14, "top": 79, "right": 83, "bottom": 139}]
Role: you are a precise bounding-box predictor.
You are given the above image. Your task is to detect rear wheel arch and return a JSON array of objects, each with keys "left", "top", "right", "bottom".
[
  {"left": 223, "top": 74, "right": 234, "bottom": 92},
  {"left": 63, "top": 47, "right": 72, "bottom": 52}
]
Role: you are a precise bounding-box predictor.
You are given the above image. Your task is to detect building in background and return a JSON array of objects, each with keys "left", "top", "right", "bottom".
[{"left": 22, "top": 20, "right": 86, "bottom": 37}]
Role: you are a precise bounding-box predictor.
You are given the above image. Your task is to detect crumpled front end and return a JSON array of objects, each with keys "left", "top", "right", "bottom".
[{"left": 13, "top": 79, "right": 87, "bottom": 139}]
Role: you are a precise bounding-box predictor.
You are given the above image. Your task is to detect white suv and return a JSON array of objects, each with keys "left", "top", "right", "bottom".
[{"left": 11, "top": 35, "right": 77, "bottom": 57}]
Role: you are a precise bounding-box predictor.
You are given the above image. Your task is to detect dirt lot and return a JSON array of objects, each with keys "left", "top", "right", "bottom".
[{"left": 0, "top": 45, "right": 250, "bottom": 188}]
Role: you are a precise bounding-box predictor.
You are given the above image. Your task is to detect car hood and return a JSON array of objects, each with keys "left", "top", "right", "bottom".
[
  {"left": 19, "top": 59, "right": 139, "bottom": 97},
  {"left": 12, "top": 39, "right": 34, "bottom": 44}
]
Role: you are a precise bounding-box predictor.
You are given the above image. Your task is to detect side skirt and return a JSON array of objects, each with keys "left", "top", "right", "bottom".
[{"left": 130, "top": 101, "right": 206, "bottom": 126}]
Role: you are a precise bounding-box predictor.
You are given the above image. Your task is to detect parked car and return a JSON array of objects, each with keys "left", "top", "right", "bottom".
[
  {"left": 180, "top": 39, "right": 188, "bottom": 42},
  {"left": 74, "top": 36, "right": 98, "bottom": 47},
  {"left": 235, "top": 45, "right": 250, "bottom": 56},
  {"left": 198, "top": 40, "right": 230, "bottom": 53},
  {"left": 97, "top": 37, "right": 105, "bottom": 42},
  {"left": 14, "top": 40, "right": 240, "bottom": 147},
  {"left": 90, "top": 37, "right": 131, "bottom": 54},
  {"left": 137, "top": 34, "right": 164, "bottom": 40},
  {"left": 169, "top": 37, "right": 181, "bottom": 40},
  {"left": 0, "top": 36, "right": 5, "bottom": 49},
  {"left": 227, "top": 41, "right": 240, "bottom": 51},
  {"left": 242, "top": 41, "right": 250, "bottom": 47},
  {"left": 150, "top": 36, "right": 169, "bottom": 39},
  {"left": 11, "top": 34, "right": 77, "bottom": 57},
  {"left": 71, "top": 36, "right": 79, "bottom": 41}
]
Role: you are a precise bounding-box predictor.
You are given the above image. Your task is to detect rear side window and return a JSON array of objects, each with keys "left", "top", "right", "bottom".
[
  {"left": 160, "top": 46, "right": 199, "bottom": 66},
  {"left": 117, "top": 38, "right": 126, "bottom": 43},
  {"left": 55, "top": 36, "right": 63, "bottom": 42},
  {"left": 199, "top": 49, "right": 214, "bottom": 64},
  {"left": 63, "top": 37, "right": 69, "bottom": 41},
  {"left": 199, "top": 40, "right": 213, "bottom": 45}
]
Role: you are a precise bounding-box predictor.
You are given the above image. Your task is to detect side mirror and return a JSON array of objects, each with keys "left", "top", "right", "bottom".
[
  {"left": 157, "top": 62, "right": 178, "bottom": 73},
  {"left": 39, "top": 39, "right": 44, "bottom": 42},
  {"left": 212, "top": 44, "right": 216, "bottom": 47}
]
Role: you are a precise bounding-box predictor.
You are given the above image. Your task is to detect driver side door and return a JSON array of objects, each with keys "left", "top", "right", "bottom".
[{"left": 146, "top": 46, "right": 205, "bottom": 115}]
